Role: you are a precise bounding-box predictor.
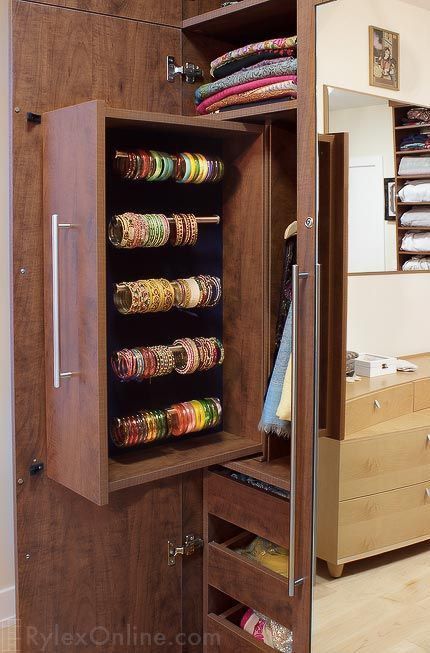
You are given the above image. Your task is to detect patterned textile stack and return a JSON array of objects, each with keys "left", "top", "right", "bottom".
[{"left": 195, "top": 36, "right": 297, "bottom": 115}]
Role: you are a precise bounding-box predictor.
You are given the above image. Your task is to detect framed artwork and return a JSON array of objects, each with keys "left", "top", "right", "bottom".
[
  {"left": 384, "top": 178, "right": 396, "bottom": 221},
  {"left": 369, "top": 26, "right": 400, "bottom": 91}
]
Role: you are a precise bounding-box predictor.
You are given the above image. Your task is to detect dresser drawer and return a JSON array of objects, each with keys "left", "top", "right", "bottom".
[
  {"left": 207, "top": 605, "right": 274, "bottom": 653},
  {"left": 415, "top": 379, "right": 430, "bottom": 411},
  {"left": 340, "top": 428, "right": 430, "bottom": 500},
  {"left": 345, "top": 384, "right": 413, "bottom": 436},
  {"left": 338, "top": 481, "right": 430, "bottom": 560}
]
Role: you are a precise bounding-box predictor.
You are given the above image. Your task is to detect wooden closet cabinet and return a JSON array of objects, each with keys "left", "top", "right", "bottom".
[{"left": 13, "top": 1, "right": 319, "bottom": 651}]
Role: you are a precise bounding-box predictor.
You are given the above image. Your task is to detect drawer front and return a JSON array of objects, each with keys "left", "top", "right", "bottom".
[
  {"left": 414, "top": 379, "right": 430, "bottom": 411},
  {"left": 206, "top": 471, "right": 290, "bottom": 548},
  {"left": 206, "top": 614, "right": 274, "bottom": 653},
  {"left": 208, "top": 542, "right": 292, "bottom": 628},
  {"left": 345, "top": 384, "right": 413, "bottom": 436},
  {"left": 338, "top": 482, "right": 430, "bottom": 559},
  {"left": 340, "top": 429, "right": 430, "bottom": 500}
]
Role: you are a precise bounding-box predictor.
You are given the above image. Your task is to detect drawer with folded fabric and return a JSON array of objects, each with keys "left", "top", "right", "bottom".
[
  {"left": 208, "top": 532, "right": 292, "bottom": 630},
  {"left": 206, "top": 470, "right": 290, "bottom": 547},
  {"left": 206, "top": 604, "right": 275, "bottom": 653}
]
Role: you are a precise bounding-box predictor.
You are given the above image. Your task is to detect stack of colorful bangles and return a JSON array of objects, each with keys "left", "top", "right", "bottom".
[
  {"left": 114, "top": 275, "right": 221, "bottom": 315},
  {"left": 114, "top": 149, "right": 224, "bottom": 184},
  {"left": 111, "top": 397, "right": 222, "bottom": 448},
  {"left": 111, "top": 337, "right": 224, "bottom": 381},
  {"left": 109, "top": 213, "right": 199, "bottom": 248}
]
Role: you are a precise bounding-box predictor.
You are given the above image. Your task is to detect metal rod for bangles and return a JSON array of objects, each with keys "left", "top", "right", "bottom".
[{"left": 168, "top": 216, "right": 220, "bottom": 224}]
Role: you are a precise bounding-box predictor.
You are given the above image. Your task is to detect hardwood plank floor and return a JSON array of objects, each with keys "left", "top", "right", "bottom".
[
  {"left": 313, "top": 542, "right": 430, "bottom": 653},
  {"left": 0, "top": 625, "right": 16, "bottom": 653}
]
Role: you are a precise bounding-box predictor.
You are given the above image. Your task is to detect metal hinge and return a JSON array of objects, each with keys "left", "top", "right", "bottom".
[
  {"left": 167, "top": 56, "right": 203, "bottom": 84},
  {"left": 168, "top": 534, "right": 204, "bottom": 566}
]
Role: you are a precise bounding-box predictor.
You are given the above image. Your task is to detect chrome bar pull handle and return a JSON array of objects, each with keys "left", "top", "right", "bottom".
[
  {"left": 52, "top": 214, "right": 75, "bottom": 388},
  {"left": 289, "top": 264, "right": 300, "bottom": 597}
]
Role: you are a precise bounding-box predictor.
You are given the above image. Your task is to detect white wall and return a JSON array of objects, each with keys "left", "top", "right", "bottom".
[
  {"left": 317, "top": 0, "right": 430, "bottom": 358},
  {"left": 329, "top": 104, "right": 397, "bottom": 270},
  {"left": 348, "top": 274, "right": 430, "bottom": 356},
  {"left": 0, "top": 0, "right": 15, "bottom": 626}
]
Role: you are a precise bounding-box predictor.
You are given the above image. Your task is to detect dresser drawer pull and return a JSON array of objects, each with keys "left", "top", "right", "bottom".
[
  {"left": 426, "top": 488, "right": 430, "bottom": 499},
  {"left": 374, "top": 400, "right": 381, "bottom": 409},
  {"left": 427, "top": 434, "right": 430, "bottom": 444}
]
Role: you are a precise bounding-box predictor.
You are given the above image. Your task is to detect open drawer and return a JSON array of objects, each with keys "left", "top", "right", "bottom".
[
  {"left": 207, "top": 604, "right": 275, "bottom": 653},
  {"left": 206, "top": 470, "right": 290, "bottom": 548},
  {"left": 208, "top": 532, "right": 292, "bottom": 629}
]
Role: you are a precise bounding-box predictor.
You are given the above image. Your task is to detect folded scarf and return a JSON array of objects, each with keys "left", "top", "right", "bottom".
[
  {"left": 204, "top": 80, "right": 297, "bottom": 115},
  {"left": 210, "top": 36, "right": 297, "bottom": 76},
  {"left": 196, "top": 75, "right": 297, "bottom": 115},
  {"left": 259, "top": 309, "right": 292, "bottom": 437},
  {"left": 212, "top": 49, "right": 296, "bottom": 80},
  {"left": 218, "top": 96, "right": 290, "bottom": 113},
  {"left": 195, "top": 59, "right": 297, "bottom": 104}
]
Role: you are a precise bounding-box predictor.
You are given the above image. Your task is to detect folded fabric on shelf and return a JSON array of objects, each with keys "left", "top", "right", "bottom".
[
  {"left": 195, "top": 58, "right": 297, "bottom": 104},
  {"left": 402, "top": 256, "right": 430, "bottom": 270},
  {"left": 218, "top": 96, "right": 290, "bottom": 113},
  {"left": 202, "top": 79, "right": 297, "bottom": 115},
  {"left": 402, "top": 107, "right": 430, "bottom": 125},
  {"left": 400, "top": 207, "right": 430, "bottom": 227},
  {"left": 401, "top": 231, "right": 430, "bottom": 252},
  {"left": 399, "top": 180, "right": 430, "bottom": 202},
  {"left": 210, "top": 36, "right": 297, "bottom": 76},
  {"left": 212, "top": 51, "right": 296, "bottom": 80},
  {"left": 398, "top": 156, "right": 430, "bottom": 176},
  {"left": 400, "top": 134, "right": 430, "bottom": 151},
  {"left": 196, "top": 74, "right": 297, "bottom": 115},
  {"left": 235, "top": 537, "right": 289, "bottom": 577}
]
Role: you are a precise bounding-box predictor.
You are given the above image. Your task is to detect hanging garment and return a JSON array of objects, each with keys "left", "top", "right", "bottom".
[
  {"left": 401, "top": 207, "right": 430, "bottom": 227},
  {"left": 196, "top": 75, "right": 297, "bottom": 115},
  {"left": 241, "top": 609, "right": 293, "bottom": 652},
  {"left": 398, "top": 181, "right": 430, "bottom": 202},
  {"left": 398, "top": 156, "right": 430, "bottom": 176},
  {"left": 401, "top": 232, "right": 430, "bottom": 252},
  {"left": 195, "top": 58, "right": 297, "bottom": 104},
  {"left": 202, "top": 80, "right": 297, "bottom": 115},
  {"left": 402, "top": 256, "right": 430, "bottom": 270},
  {"left": 210, "top": 36, "right": 297, "bottom": 76},
  {"left": 212, "top": 52, "right": 296, "bottom": 80}
]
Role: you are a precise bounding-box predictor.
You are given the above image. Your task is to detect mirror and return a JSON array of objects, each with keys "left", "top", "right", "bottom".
[{"left": 314, "top": 2, "right": 430, "bottom": 652}]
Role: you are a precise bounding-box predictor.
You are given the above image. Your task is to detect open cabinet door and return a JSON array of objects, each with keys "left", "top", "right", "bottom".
[{"left": 318, "top": 133, "right": 349, "bottom": 441}]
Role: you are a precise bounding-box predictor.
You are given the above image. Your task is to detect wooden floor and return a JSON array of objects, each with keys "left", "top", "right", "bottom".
[
  {"left": 313, "top": 542, "right": 430, "bottom": 653},
  {"left": 2, "top": 545, "right": 429, "bottom": 653}
]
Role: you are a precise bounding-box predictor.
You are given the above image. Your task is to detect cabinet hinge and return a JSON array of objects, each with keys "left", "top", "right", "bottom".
[
  {"left": 167, "top": 56, "right": 203, "bottom": 84},
  {"left": 168, "top": 534, "right": 204, "bottom": 566}
]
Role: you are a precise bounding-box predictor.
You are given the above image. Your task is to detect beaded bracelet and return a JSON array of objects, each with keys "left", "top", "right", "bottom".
[{"left": 111, "top": 397, "right": 222, "bottom": 448}]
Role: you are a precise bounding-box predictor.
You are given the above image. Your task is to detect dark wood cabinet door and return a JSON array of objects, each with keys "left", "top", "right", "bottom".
[{"left": 12, "top": 2, "right": 183, "bottom": 650}]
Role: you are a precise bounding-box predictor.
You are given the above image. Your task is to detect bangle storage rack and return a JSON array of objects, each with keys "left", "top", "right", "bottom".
[{"left": 43, "top": 101, "right": 268, "bottom": 505}]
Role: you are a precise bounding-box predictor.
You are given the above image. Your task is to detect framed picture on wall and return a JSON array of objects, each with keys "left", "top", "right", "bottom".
[
  {"left": 385, "top": 178, "right": 396, "bottom": 221},
  {"left": 369, "top": 26, "right": 400, "bottom": 91}
]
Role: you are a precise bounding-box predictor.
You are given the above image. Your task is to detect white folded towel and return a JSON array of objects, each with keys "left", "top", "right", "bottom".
[
  {"left": 398, "top": 181, "right": 430, "bottom": 202},
  {"left": 401, "top": 207, "right": 430, "bottom": 227},
  {"left": 401, "top": 232, "right": 430, "bottom": 252},
  {"left": 399, "top": 156, "right": 430, "bottom": 176}
]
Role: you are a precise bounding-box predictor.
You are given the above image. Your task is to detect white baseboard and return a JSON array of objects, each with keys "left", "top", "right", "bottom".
[{"left": 0, "top": 586, "right": 15, "bottom": 626}]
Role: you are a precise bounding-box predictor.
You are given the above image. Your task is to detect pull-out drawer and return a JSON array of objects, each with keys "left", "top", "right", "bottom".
[
  {"left": 207, "top": 605, "right": 274, "bottom": 653},
  {"left": 206, "top": 471, "right": 290, "bottom": 548},
  {"left": 208, "top": 533, "right": 292, "bottom": 629},
  {"left": 415, "top": 379, "right": 430, "bottom": 411},
  {"left": 345, "top": 384, "right": 413, "bottom": 436},
  {"left": 340, "top": 428, "right": 430, "bottom": 500},
  {"left": 338, "top": 481, "right": 430, "bottom": 560}
]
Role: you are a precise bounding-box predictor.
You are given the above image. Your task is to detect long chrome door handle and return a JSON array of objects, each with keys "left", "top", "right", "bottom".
[
  {"left": 52, "top": 214, "right": 75, "bottom": 388},
  {"left": 289, "top": 265, "right": 308, "bottom": 596}
]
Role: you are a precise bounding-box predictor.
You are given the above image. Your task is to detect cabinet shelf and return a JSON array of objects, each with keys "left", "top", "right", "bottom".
[
  {"left": 223, "top": 455, "right": 291, "bottom": 492},
  {"left": 109, "top": 432, "right": 261, "bottom": 492},
  {"left": 396, "top": 150, "right": 430, "bottom": 155},
  {"left": 395, "top": 123, "right": 430, "bottom": 131},
  {"left": 183, "top": 0, "right": 296, "bottom": 42},
  {"left": 210, "top": 99, "right": 297, "bottom": 124}
]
